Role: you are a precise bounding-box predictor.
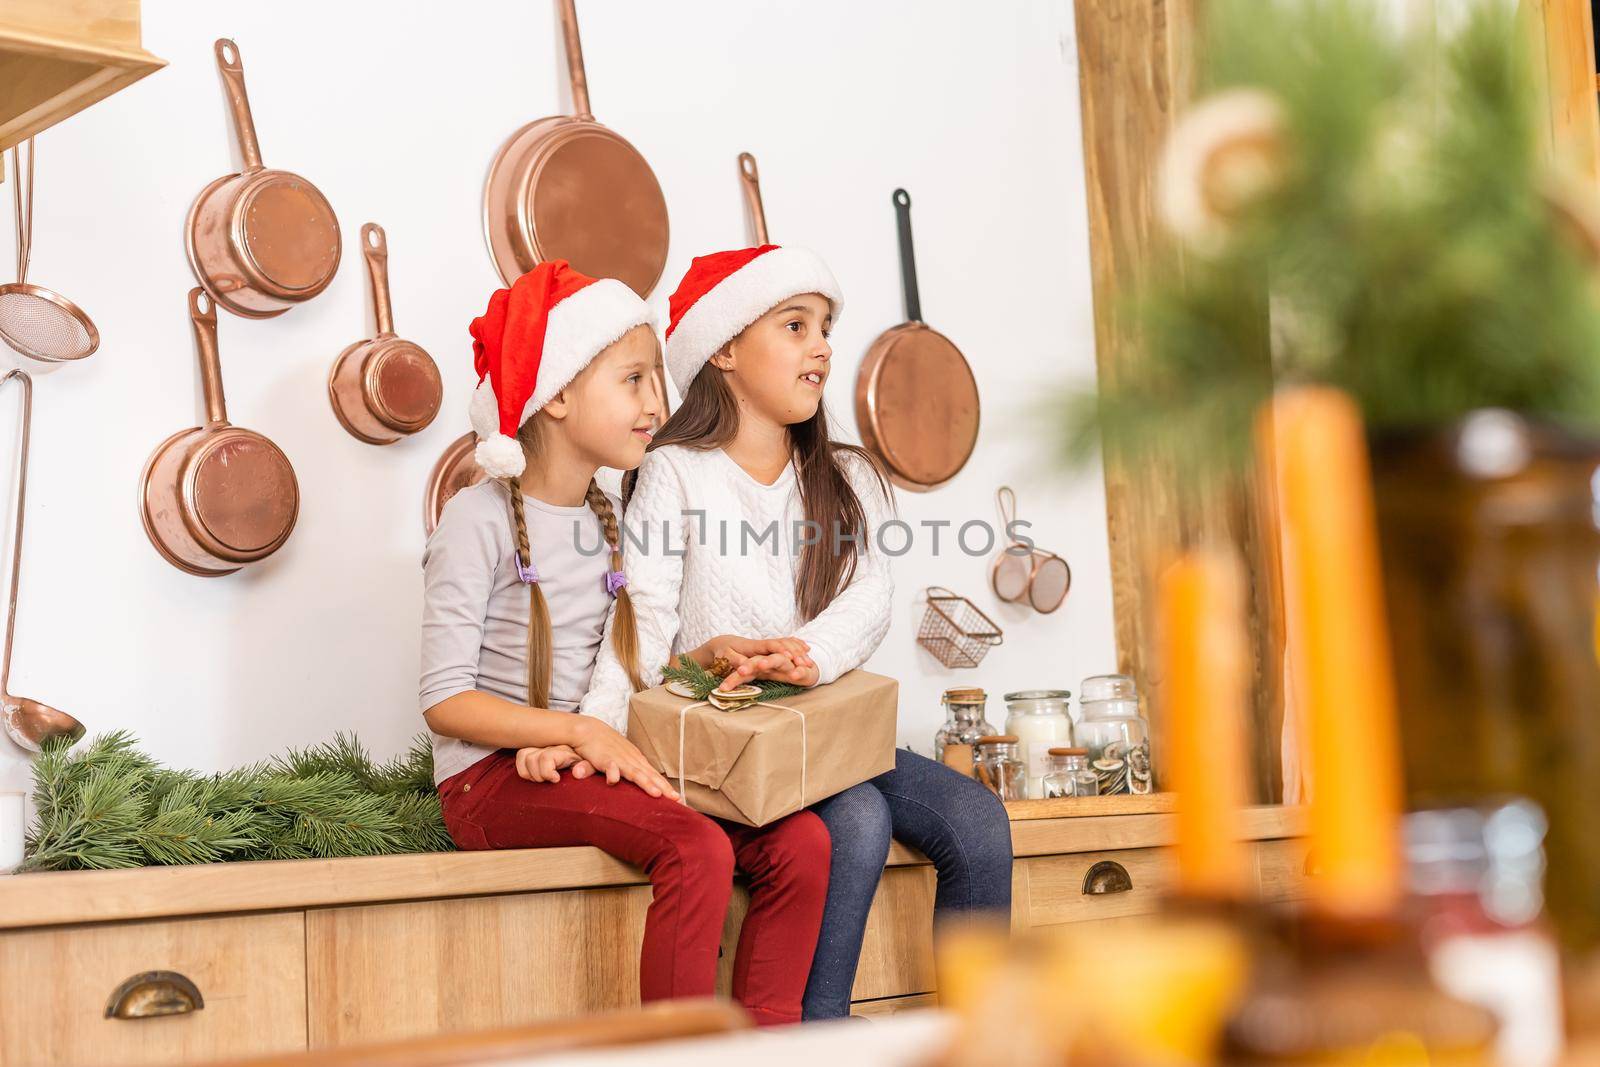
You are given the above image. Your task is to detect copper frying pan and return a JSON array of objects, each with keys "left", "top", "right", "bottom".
[
  {"left": 855, "top": 189, "right": 979, "bottom": 492},
  {"left": 140, "top": 289, "right": 300, "bottom": 577},
  {"left": 186, "top": 39, "right": 341, "bottom": 319},
  {"left": 483, "top": 0, "right": 669, "bottom": 297},
  {"left": 330, "top": 223, "right": 443, "bottom": 445}
]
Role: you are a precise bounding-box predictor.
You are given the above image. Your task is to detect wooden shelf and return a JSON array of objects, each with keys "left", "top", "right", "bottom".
[
  {"left": 0, "top": 803, "right": 1306, "bottom": 932},
  {"left": 0, "top": 1, "right": 165, "bottom": 152},
  {"left": 1004, "top": 793, "right": 1177, "bottom": 821}
]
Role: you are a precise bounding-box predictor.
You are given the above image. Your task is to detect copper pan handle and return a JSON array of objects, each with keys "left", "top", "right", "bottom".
[
  {"left": 557, "top": 0, "right": 593, "bottom": 120},
  {"left": 738, "top": 153, "right": 769, "bottom": 246},
  {"left": 361, "top": 223, "right": 395, "bottom": 338},
  {"left": 893, "top": 189, "right": 922, "bottom": 324},
  {"left": 188, "top": 288, "right": 229, "bottom": 428},
  {"left": 214, "top": 39, "right": 264, "bottom": 174}
]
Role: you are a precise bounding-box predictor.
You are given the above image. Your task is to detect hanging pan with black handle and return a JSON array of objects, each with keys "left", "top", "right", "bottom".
[
  {"left": 483, "top": 0, "right": 669, "bottom": 297},
  {"left": 855, "top": 189, "right": 979, "bottom": 492}
]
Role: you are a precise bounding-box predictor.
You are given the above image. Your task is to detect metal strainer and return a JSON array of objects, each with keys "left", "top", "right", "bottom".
[{"left": 0, "top": 140, "right": 99, "bottom": 364}]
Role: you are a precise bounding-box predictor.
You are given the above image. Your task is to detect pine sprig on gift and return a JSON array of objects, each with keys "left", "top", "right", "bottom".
[
  {"left": 21, "top": 730, "right": 454, "bottom": 872},
  {"left": 659, "top": 654, "right": 807, "bottom": 702}
]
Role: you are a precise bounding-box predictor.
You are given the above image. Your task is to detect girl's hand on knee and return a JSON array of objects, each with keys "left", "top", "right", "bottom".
[
  {"left": 515, "top": 745, "right": 583, "bottom": 783},
  {"left": 571, "top": 718, "right": 681, "bottom": 801}
]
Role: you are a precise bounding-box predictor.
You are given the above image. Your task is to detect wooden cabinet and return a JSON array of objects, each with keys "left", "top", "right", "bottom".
[
  {"left": 0, "top": 799, "right": 1306, "bottom": 1065},
  {"left": 0, "top": 912, "right": 306, "bottom": 1067}
]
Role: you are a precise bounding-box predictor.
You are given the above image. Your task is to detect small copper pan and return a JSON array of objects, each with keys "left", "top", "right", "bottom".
[
  {"left": 424, "top": 433, "right": 487, "bottom": 536},
  {"left": 330, "top": 224, "right": 443, "bottom": 445},
  {"left": 186, "top": 39, "right": 341, "bottom": 319},
  {"left": 141, "top": 289, "right": 299, "bottom": 577},
  {"left": 855, "top": 189, "right": 980, "bottom": 492},
  {"left": 483, "top": 0, "right": 669, "bottom": 296}
]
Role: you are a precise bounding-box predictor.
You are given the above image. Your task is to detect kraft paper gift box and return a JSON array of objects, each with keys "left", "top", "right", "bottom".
[{"left": 627, "top": 668, "right": 899, "bottom": 827}]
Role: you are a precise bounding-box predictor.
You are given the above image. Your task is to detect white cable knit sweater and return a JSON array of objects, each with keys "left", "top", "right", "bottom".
[{"left": 579, "top": 444, "right": 895, "bottom": 730}]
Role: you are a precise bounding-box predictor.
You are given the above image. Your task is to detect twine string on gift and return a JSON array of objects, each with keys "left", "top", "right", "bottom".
[{"left": 675, "top": 696, "right": 807, "bottom": 815}]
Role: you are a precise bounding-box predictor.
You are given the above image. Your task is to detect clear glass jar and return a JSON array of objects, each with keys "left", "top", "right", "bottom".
[
  {"left": 934, "top": 687, "right": 996, "bottom": 777},
  {"left": 1040, "top": 747, "right": 1097, "bottom": 799},
  {"left": 1003, "top": 689, "right": 1073, "bottom": 799},
  {"left": 1076, "top": 674, "right": 1153, "bottom": 795},
  {"left": 973, "top": 734, "right": 1026, "bottom": 801}
]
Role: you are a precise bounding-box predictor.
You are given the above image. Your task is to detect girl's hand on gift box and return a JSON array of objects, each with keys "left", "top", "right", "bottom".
[
  {"left": 701, "top": 634, "right": 815, "bottom": 673},
  {"left": 717, "top": 649, "right": 820, "bottom": 690},
  {"left": 570, "top": 718, "right": 682, "bottom": 800},
  {"left": 514, "top": 745, "right": 591, "bottom": 783}
]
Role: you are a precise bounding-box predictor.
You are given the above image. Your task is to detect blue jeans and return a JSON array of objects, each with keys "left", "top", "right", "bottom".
[{"left": 802, "top": 748, "right": 1012, "bottom": 1019}]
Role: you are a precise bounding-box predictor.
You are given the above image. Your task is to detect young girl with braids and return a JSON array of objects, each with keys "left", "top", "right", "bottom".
[
  {"left": 420, "top": 261, "right": 831, "bottom": 1025},
  {"left": 584, "top": 246, "right": 1012, "bottom": 1020}
]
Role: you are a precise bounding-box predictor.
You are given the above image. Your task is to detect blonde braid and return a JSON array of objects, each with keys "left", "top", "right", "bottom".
[
  {"left": 506, "top": 477, "right": 554, "bottom": 708},
  {"left": 586, "top": 480, "right": 646, "bottom": 693}
]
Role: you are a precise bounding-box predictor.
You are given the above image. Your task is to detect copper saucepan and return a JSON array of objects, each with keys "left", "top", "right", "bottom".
[
  {"left": 186, "top": 38, "right": 341, "bottom": 319},
  {"left": 483, "top": 0, "right": 669, "bottom": 296},
  {"left": 855, "top": 189, "right": 980, "bottom": 492},
  {"left": 330, "top": 224, "right": 442, "bottom": 445},
  {"left": 424, "top": 433, "right": 487, "bottom": 536},
  {"left": 140, "top": 289, "right": 300, "bottom": 577}
]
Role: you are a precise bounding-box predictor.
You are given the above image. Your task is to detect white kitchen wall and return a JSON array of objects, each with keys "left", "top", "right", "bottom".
[{"left": 0, "top": 0, "right": 1114, "bottom": 789}]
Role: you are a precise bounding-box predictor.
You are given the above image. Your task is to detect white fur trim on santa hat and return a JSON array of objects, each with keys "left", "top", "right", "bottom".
[
  {"left": 468, "top": 278, "right": 651, "bottom": 480},
  {"left": 664, "top": 247, "right": 843, "bottom": 396}
]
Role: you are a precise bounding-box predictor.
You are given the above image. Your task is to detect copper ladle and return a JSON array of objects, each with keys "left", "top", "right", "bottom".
[{"left": 0, "top": 370, "right": 84, "bottom": 752}]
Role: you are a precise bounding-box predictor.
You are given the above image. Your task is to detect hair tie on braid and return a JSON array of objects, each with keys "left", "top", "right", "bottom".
[
  {"left": 515, "top": 552, "right": 541, "bottom": 585},
  {"left": 603, "top": 543, "right": 627, "bottom": 596}
]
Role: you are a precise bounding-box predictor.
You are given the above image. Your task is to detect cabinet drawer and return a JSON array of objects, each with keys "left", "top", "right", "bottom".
[
  {"left": 1255, "top": 838, "right": 1312, "bottom": 902},
  {"left": 0, "top": 911, "right": 307, "bottom": 1067},
  {"left": 1015, "top": 847, "right": 1173, "bottom": 928}
]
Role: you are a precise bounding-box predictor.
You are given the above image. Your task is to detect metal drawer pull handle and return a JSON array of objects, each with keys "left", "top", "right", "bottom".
[
  {"left": 106, "top": 970, "right": 204, "bottom": 1019},
  {"left": 1082, "top": 860, "right": 1133, "bottom": 895}
]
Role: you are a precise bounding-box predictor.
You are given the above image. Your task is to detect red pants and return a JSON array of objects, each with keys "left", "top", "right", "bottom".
[{"left": 438, "top": 750, "right": 829, "bottom": 1026}]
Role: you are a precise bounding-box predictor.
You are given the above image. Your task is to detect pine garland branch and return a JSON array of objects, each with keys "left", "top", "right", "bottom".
[
  {"left": 659, "top": 654, "right": 808, "bottom": 702},
  {"left": 20, "top": 732, "right": 456, "bottom": 872}
]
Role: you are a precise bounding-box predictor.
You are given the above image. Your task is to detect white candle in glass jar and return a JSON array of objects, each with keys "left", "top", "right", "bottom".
[{"left": 1003, "top": 690, "right": 1074, "bottom": 798}]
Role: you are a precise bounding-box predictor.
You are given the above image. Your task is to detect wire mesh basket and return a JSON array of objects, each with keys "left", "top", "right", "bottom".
[{"left": 917, "top": 585, "right": 1005, "bottom": 669}]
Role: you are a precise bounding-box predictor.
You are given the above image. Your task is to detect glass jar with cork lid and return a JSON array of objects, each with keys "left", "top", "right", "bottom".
[
  {"left": 973, "top": 735, "right": 1026, "bottom": 801},
  {"left": 934, "top": 687, "right": 996, "bottom": 776}
]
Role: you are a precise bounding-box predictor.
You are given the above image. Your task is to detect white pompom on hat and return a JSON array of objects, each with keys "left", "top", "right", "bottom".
[
  {"left": 662, "top": 244, "right": 843, "bottom": 397},
  {"left": 468, "top": 260, "right": 652, "bottom": 479}
]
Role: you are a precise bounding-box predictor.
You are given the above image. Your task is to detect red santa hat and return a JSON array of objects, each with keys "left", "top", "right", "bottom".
[
  {"left": 663, "top": 245, "right": 843, "bottom": 396},
  {"left": 468, "top": 260, "right": 651, "bottom": 479}
]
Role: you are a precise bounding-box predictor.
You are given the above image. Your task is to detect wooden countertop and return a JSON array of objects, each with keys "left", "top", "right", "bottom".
[{"left": 0, "top": 797, "right": 1305, "bottom": 931}]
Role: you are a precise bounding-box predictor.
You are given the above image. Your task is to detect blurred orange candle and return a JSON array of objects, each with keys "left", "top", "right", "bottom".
[
  {"left": 1264, "top": 386, "right": 1403, "bottom": 918},
  {"left": 1161, "top": 548, "right": 1252, "bottom": 901}
]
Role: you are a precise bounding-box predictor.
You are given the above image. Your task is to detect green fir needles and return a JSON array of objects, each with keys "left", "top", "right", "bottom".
[{"left": 22, "top": 731, "right": 453, "bottom": 872}]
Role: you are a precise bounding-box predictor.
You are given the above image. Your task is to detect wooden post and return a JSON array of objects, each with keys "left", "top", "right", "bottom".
[{"left": 1072, "top": 0, "right": 1285, "bottom": 803}]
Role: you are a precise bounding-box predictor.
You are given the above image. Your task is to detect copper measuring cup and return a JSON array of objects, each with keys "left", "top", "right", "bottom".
[
  {"left": 989, "top": 486, "right": 1072, "bottom": 614},
  {"left": 186, "top": 39, "right": 341, "bottom": 319},
  {"left": 0, "top": 370, "right": 86, "bottom": 752},
  {"left": 483, "top": 0, "right": 669, "bottom": 296},
  {"left": 329, "top": 224, "right": 442, "bottom": 445},
  {"left": 140, "top": 289, "right": 300, "bottom": 577}
]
